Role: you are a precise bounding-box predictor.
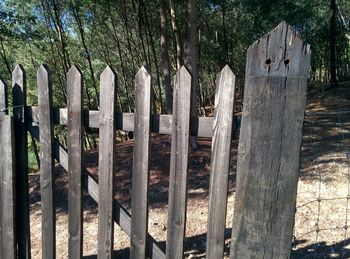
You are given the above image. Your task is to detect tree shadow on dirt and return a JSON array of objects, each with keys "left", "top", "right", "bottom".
[
  {"left": 28, "top": 135, "right": 238, "bottom": 214},
  {"left": 82, "top": 229, "right": 350, "bottom": 258}
]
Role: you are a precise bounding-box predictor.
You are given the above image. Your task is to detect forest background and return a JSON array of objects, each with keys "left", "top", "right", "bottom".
[{"left": 0, "top": 0, "right": 349, "bottom": 169}]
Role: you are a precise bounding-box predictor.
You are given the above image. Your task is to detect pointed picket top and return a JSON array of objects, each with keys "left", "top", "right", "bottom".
[
  {"left": 37, "top": 64, "right": 51, "bottom": 83},
  {"left": 67, "top": 64, "right": 82, "bottom": 78},
  {"left": 246, "top": 21, "right": 311, "bottom": 78},
  {"left": 216, "top": 65, "right": 235, "bottom": 86},
  {"left": 175, "top": 65, "right": 191, "bottom": 90},
  {"left": 37, "top": 64, "right": 52, "bottom": 102},
  {"left": 100, "top": 65, "right": 116, "bottom": 83},
  {"left": 0, "top": 77, "right": 7, "bottom": 114},
  {"left": 215, "top": 65, "right": 236, "bottom": 119},
  {"left": 135, "top": 66, "right": 151, "bottom": 92},
  {"left": 99, "top": 65, "right": 116, "bottom": 112},
  {"left": 12, "top": 64, "right": 26, "bottom": 89}
]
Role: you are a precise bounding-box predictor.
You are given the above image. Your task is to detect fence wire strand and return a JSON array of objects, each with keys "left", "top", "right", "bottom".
[{"left": 293, "top": 111, "right": 350, "bottom": 258}]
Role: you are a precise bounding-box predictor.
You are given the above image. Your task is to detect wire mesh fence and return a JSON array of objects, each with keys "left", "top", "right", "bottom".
[{"left": 292, "top": 110, "right": 350, "bottom": 258}]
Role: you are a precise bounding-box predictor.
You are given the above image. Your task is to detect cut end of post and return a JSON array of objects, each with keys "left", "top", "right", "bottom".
[
  {"left": 101, "top": 65, "right": 116, "bottom": 81},
  {"left": 136, "top": 66, "right": 151, "bottom": 79},
  {"left": 12, "top": 64, "right": 26, "bottom": 86},
  {"left": 13, "top": 64, "right": 25, "bottom": 76},
  {"left": 246, "top": 21, "right": 311, "bottom": 77},
  {"left": 177, "top": 66, "right": 191, "bottom": 79},
  {"left": 37, "top": 64, "right": 51, "bottom": 78},
  {"left": 135, "top": 66, "right": 151, "bottom": 92},
  {"left": 67, "top": 65, "right": 82, "bottom": 77},
  {"left": 219, "top": 65, "right": 236, "bottom": 79}
]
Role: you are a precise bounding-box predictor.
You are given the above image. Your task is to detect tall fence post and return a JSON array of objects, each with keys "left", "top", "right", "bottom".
[
  {"left": 97, "top": 66, "right": 117, "bottom": 259},
  {"left": 206, "top": 65, "right": 235, "bottom": 259},
  {"left": 0, "top": 115, "right": 16, "bottom": 259},
  {"left": 37, "top": 65, "right": 56, "bottom": 258},
  {"left": 230, "top": 22, "right": 311, "bottom": 258},
  {"left": 12, "top": 64, "right": 31, "bottom": 259},
  {"left": 67, "top": 65, "right": 84, "bottom": 259},
  {"left": 166, "top": 66, "right": 192, "bottom": 259},
  {"left": 130, "top": 66, "right": 152, "bottom": 259}
]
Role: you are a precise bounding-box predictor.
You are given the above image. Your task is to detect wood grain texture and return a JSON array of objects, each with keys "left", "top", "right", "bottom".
[
  {"left": 0, "top": 78, "right": 7, "bottom": 115},
  {"left": 27, "top": 125, "right": 167, "bottom": 259},
  {"left": 67, "top": 65, "right": 84, "bottom": 259},
  {"left": 97, "top": 66, "right": 117, "bottom": 259},
  {"left": 12, "top": 64, "right": 31, "bottom": 259},
  {"left": 230, "top": 22, "right": 311, "bottom": 259},
  {"left": 0, "top": 115, "right": 16, "bottom": 259},
  {"left": 130, "top": 66, "right": 152, "bottom": 259},
  {"left": 206, "top": 65, "right": 235, "bottom": 259},
  {"left": 29, "top": 108, "right": 218, "bottom": 138},
  {"left": 166, "top": 66, "right": 192, "bottom": 259},
  {"left": 37, "top": 65, "right": 56, "bottom": 259},
  {"left": 0, "top": 79, "right": 7, "bottom": 254}
]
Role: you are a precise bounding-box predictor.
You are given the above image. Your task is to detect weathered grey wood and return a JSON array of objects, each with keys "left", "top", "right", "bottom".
[
  {"left": 29, "top": 107, "right": 217, "bottom": 137},
  {"left": 67, "top": 65, "right": 83, "bottom": 259},
  {"left": 27, "top": 125, "right": 167, "bottom": 259},
  {"left": 97, "top": 66, "right": 117, "bottom": 259},
  {"left": 166, "top": 66, "right": 192, "bottom": 258},
  {"left": 130, "top": 66, "right": 152, "bottom": 259},
  {"left": 37, "top": 64, "right": 56, "bottom": 259},
  {"left": 0, "top": 78, "right": 7, "bottom": 115},
  {"left": 206, "top": 65, "right": 235, "bottom": 259},
  {"left": 0, "top": 115, "right": 16, "bottom": 259},
  {"left": 0, "top": 79, "right": 7, "bottom": 254},
  {"left": 230, "top": 22, "right": 311, "bottom": 259},
  {"left": 12, "top": 64, "right": 31, "bottom": 259}
]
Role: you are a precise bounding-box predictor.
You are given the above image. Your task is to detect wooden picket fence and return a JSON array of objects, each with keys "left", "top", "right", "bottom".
[{"left": 0, "top": 22, "right": 310, "bottom": 259}]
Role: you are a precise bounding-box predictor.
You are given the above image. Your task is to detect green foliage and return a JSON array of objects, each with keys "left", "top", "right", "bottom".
[{"left": 0, "top": 0, "right": 349, "bottom": 111}]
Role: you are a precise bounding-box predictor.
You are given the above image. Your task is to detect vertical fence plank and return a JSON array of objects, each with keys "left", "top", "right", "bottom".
[
  {"left": 0, "top": 115, "right": 16, "bottom": 259},
  {"left": 12, "top": 64, "right": 31, "bottom": 259},
  {"left": 130, "top": 66, "right": 152, "bottom": 259},
  {"left": 97, "top": 66, "right": 117, "bottom": 259},
  {"left": 37, "top": 65, "right": 56, "bottom": 258},
  {"left": 230, "top": 22, "right": 311, "bottom": 258},
  {"left": 67, "top": 65, "right": 83, "bottom": 259},
  {"left": 166, "top": 66, "right": 192, "bottom": 259},
  {"left": 206, "top": 65, "right": 235, "bottom": 259},
  {"left": 0, "top": 78, "right": 7, "bottom": 255},
  {"left": 0, "top": 78, "right": 7, "bottom": 115}
]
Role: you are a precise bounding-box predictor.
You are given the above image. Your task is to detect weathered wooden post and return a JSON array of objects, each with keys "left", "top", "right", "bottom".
[
  {"left": 97, "top": 66, "right": 117, "bottom": 259},
  {"left": 130, "top": 66, "right": 152, "bottom": 259},
  {"left": 0, "top": 115, "right": 16, "bottom": 259},
  {"left": 166, "top": 66, "right": 192, "bottom": 259},
  {"left": 0, "top": 78, "right": 16, "bottom": 259},
  {"left": 230, "top": 22, "right": 311, "bottom": 258},
  {"left": 12, "top": 64, "right": 31, "bottom": 259},
  {"left": 37, "top": 65, "right": 56, "bottom": 258},
  {"left": 67, "top": 65, "right": 84, "bottom": 259},
  {"left": 206, "top": 65, "right": 235, "bottom": 259}
]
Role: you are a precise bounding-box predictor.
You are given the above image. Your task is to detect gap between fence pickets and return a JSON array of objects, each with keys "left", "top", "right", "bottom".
[{"left": 27, "top": 124, "right": 166, "bottom": 259}]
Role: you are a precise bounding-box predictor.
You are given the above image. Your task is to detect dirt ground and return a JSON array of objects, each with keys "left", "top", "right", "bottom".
[{"left": 28, "top": 83, "right": 350, "bottom": 258}]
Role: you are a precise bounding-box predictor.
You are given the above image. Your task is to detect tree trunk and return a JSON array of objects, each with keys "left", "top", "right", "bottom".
[
  {"left": 70, "top": 1, "right": 99, "bottom": 108},
  {"left": 184, "top": 0, "right": 198, "bottom": 149},
  {"left": 160, "top": 0, "right": 173, "bottom": 114},
  {"left": 169, "top": 0, "right": 183, "bottom": 70},
  {"left": 329, "top": 0, "right": 338, "bottom": 88}
]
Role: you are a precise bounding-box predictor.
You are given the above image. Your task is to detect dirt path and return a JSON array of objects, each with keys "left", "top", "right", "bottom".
[{"left": 28, "top": 83, "right": 350, "bottom": 258}]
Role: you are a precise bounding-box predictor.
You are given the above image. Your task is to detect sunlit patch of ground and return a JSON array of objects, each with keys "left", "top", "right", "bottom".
[{"left": 28, "top": 83, "right": 350, "bottom": 258}]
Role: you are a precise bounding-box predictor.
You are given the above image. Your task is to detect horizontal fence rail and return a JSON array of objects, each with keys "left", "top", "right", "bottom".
[
  {"left": 0, "top": 21, "right": 310, "bottom": 259},
  {"left": 27, "top": 107, "right": 229, "bottom": 137}
]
